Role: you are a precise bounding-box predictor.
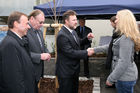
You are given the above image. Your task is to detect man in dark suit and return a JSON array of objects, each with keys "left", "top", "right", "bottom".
[
  {"left": 26, "top": 9, "right": 51, "bottom": 93},
  {"left": 0, "top": 11, "right": 35, "bottom": 93},
  {"left": 75, "top": 18, "right": 92, "bottom": 78},
  {"left": 56, "top": 10, "right": 94, "bottom": 93}
]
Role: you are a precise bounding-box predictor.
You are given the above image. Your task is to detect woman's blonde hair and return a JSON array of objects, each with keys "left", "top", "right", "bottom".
[{"left": 116, "top": 9, "right": 140, "bottom": 51}]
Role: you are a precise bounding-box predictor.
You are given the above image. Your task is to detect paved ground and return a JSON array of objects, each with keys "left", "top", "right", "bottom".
[{"left": 44, "top": 57, "right": 140, "bottom": 93}]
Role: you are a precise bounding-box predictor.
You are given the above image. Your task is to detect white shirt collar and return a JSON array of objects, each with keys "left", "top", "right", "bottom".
[
  {"left": 12, "top": 31, "right": 22, "bottom": 39},
  {"left": 64, "top": 25, "right": 73, "bottom": 33}
]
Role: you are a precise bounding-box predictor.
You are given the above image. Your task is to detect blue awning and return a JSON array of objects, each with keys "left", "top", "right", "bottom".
[{"left": 34, "top": 0, "right": 140, "bottom": 20}]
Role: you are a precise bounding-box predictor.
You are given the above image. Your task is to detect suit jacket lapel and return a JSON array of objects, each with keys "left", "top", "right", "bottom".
[
  {"left": 7, "top": 30, "right": 24, "bottom": 46},
  {"left": 62, "top": 26, "right": 80, "bottom": 46},
  {"left": 83, "top": 26, "right": 89, "bottom": 37},
  {"left": 37, "top": 30, "right": 44, "bottom": 46},
  {"left": 28, "top": 23, "right": 42, "bottom": 48},
  {"left": 7, "top": 30, "right": 31, "bottom": 56},
  {"left": 37, "top": 30, "right": 45, "bottom": 52},
  {"left": 29, "top": 28, "right": 42, "bottom": 51},
  {"left": 73, "top": 30, "right": 80, "bottom": 45},
  {"left": 76, "top": 26, "right": 81, "bottom": 36}
]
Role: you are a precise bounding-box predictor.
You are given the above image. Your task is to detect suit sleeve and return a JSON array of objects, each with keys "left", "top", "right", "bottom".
[
  {"left": 30, "top": 52, "right": 41, "bottom": 64},
  {"left": 2, "top": 43, "right": 25, "bottom": 93},
  {"left": 80, "top": 27, "right": 92, "bottom": 46},
  {"left": 30, "top": 41, "right": 49, "bottom": 64},
  {"left": 88, "top": 27, "right": 92, "bottom": 43},
  {"left": 57, "top": 34, "right": 87, "bottom": 59}
]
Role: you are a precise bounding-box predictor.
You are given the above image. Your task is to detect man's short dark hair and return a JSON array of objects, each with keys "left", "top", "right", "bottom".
[
  {"left": 62, "top": 10, "right": 77, "bottom": 23},
  {"left": 7, "top": 11, "right": 27, "bottom": 29},
  {"left": 79, "top": 16, "right": 86, "bottom": 20}
]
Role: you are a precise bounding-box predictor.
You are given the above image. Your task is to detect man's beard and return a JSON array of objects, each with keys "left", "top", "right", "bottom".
[{"left": 69, "top": 25, "right": 76, "bottom": 30}]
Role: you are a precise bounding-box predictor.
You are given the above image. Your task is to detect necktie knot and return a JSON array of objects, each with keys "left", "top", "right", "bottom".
[
  {"left": 34, "top": 30, "right": 39, "bottom": 34},
  {"left": 72, "top": 30, "right": 75, "bottom": 35}
]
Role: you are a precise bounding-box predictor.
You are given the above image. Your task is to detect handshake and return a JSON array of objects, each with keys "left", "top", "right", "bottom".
[{"left": 87, "top": 48, "right": 94, "bottom": 56}]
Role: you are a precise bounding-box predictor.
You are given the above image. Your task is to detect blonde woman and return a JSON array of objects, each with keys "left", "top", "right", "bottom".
[{"left": 93, "top": 9, "right": 140, "bottom": 93}]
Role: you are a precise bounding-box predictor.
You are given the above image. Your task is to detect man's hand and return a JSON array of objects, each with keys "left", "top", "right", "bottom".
[
  {"left": 41, "top": 53, "right": 51, "bottom": 61},
  {"left": 87, "top": 48, "right": 94, "bottom": 56},
  {"left": 87, "top": 33, "right": 94, "bottom": 40}
]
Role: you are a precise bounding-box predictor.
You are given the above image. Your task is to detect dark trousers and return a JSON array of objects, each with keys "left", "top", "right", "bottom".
[
  {"left": 84, "top": 56, "right": 89, "bottom": 76},
  {"left": 58, "top": 76, "right": 79, "bottom": 93},
  {"left": 35, "top": 80, "right": 39, "bottom": 93}
]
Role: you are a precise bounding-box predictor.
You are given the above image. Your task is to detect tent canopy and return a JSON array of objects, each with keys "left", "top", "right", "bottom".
[{"left": 34, "top": 0, "right": 140, "bottom": 20}]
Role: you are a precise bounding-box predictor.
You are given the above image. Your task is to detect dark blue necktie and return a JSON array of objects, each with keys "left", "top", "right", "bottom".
[{"left": 80, "top": 27, "right": 84, "bottom": 38}]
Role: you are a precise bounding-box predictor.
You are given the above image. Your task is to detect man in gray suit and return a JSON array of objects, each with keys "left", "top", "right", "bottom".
[{"left": 26, "top": 9, "right": 51, "bottom": 93}]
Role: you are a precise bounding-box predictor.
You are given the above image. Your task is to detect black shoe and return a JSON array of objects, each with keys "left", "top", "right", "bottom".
[
  {"left": 105, "top": 84, "right": 115, "bottom": 88},
  {"left": 84, "top": 74, "right": 90, "bottom": 78}
]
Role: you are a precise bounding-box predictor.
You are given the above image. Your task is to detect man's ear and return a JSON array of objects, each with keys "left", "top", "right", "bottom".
[
  {"left": 14, "top": 21, "right": 19, "bottom": 28},
  {"left": 30, "top": 16, "right": 34, "bottom": 20},
  {"left": 65, "top": 19, "right": 68, "bottom": 24},
  {"left": 29, "top": 16, "right": 35, "bottom": 23}
]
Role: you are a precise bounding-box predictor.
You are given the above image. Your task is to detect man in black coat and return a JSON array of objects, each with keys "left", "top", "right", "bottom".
[
  {"left": 26, "top": 9, "right": 51, "bottom": 93},
  {"left": 75, "top": 18, "right": 92, "bottom": 78},
  {"left": 0, "top": 11, "right": 35, "bottom": 93},
  {"left": 56, "top": 10, "right": 94, "bottom": 93}
]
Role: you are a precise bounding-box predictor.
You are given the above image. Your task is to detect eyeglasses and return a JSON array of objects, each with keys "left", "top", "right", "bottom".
[
  {"left": 38, "top": 21, "right": 44, "bottom": 24},
  {"left": 34, "top": 18, "right": 44, "bottom": 24}
]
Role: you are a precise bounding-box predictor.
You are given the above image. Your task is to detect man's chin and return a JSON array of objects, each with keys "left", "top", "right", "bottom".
[
  {"left": 24, "top": 31, "right": 27, "bottom": 35},
  {"left": 71, "top": 26, "right": 77, "bottom": 30},
  {"left": 74, "top": 25, "right": 77, "bottom": 29}
]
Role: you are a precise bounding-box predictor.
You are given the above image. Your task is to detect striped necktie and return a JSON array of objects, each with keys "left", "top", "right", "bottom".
[
  {"left": 72, "top": 31, "right": 78, "bottom": 43},
  {"left": 35, "top": 30, "right": 43, "bottom": 47}
]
